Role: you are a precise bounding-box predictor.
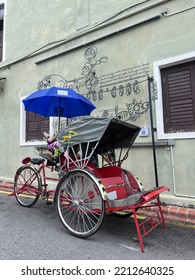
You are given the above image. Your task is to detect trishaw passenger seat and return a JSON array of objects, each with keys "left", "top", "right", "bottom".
[
  {"left": 85, "top": 164, "right": 124, "bottom": 186},
  {"left": 93, "top": 166, "right": 128, "bottom": 199},
  {"left": 92, "top": 166, "right": 141, "bottom": 199},
  {"left": 85, "top": 160, "right": 103, "bottom": 178},
  {"left": 122, "top": 170, "right": 140, "bottom": 195}
]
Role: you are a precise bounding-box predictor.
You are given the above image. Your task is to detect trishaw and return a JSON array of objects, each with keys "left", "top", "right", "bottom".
[{"left": 10, "top": 116, "right": 169, "bottom": 252}]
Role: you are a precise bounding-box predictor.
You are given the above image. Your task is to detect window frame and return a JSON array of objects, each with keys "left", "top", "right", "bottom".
[
  {"left": 0, "top": 0, "right": 7, "bottom": 63},
  {"left": 153, "top": 51, "right": 195, "bottom": 140},
  {"left": 20, "top": 96, "right": 53, "bottom": 146}
]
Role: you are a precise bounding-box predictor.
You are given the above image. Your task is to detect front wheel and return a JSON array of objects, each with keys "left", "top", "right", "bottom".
[
  {"left": 14, "top": 165, "right": 41, "bottom": 207},
  {"left": 55, "top": 170, "right": 105, "bottom": 238}
]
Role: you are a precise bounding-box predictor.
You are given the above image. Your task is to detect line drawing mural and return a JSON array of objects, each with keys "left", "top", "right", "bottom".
[
  {"left": 101, "top": 98, "right": 149, "bottom": 122},
  {"left": 81, "top": 46, "right": 108, "bottom": 94},
  {"left": 37, "top": 45, "right": 156, "bottom": 124}
]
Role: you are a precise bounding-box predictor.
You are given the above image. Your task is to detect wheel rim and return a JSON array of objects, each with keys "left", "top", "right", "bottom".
[
  {"left": 57, "top": 171, "right": 105, "bottom": 237},
  {"left": 14, "top": 166, "right": 40, "bottom": 207}
]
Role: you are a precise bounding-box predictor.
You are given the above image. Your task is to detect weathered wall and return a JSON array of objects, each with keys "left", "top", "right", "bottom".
[{"left": 0, "top": 0, "right": 195, "bottom": 206}]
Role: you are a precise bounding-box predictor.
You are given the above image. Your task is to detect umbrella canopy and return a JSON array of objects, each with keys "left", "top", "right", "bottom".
[
  {"left": 22, "top": 87, "right": 95, "bottom": 118},
  {"left": 22, "top": 87, "right": 96, "bottom": 119}
]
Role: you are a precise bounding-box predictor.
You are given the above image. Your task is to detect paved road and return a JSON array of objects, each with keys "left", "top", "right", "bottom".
[{"left": 0, "top": 190, "right": 194, "bottom": 260}]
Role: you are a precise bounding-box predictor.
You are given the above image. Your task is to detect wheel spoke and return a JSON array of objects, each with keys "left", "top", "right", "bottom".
[{"left": 14, "top": 165, "right": 41, "bottom": 207}]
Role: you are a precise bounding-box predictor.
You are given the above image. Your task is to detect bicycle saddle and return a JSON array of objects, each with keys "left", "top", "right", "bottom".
[{"left": 31, "top": 158, "right": 45, "bottom": 165}]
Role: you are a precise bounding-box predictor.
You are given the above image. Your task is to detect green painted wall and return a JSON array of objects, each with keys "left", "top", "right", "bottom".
[{"left": 0, "top": 0, "right": 195, "bottom": 206}]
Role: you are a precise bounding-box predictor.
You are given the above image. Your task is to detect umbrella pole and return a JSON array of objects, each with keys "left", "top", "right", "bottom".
[
  {"left": 58, "top": 98, "right": 61, "bottom": 132},
  {"left": 58, "top": 116, "right": 61, "bottom": 132}
]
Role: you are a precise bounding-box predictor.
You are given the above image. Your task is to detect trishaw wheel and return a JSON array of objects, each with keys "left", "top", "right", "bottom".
[
  {"left": 14, "top": 165, "right": 41, "bottom": 207},
  {"left": 55, "top": 170, "right": 105, "bottom": 238}
]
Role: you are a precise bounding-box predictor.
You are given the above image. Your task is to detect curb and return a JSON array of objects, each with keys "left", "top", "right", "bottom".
[
  {"left": 137, "top": 205, "right": 195, "bottom": 224},
  {"left": 0, "top": 182, "right": 14, "bottom": 191},
  {"left": 1, "top": 181, "right": 195, "bottom": 224}
]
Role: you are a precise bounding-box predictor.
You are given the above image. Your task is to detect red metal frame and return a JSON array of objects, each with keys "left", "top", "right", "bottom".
[
  {"left": 11, "top": 156, "right": 169, "bottom": 252},
  {"left": 128, "top": 196, "right": 167, "bottom": 252},
  {"left": 9, "top": 159, "right": 58, "bottom": 199},
  {"left": 93, "top": 165, "right": 169, "bottom": 252}
]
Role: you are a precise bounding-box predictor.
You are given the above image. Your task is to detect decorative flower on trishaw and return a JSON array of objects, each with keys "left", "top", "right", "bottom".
[{"left": 44, "top": 130, "right": 78, "bottom": 160}]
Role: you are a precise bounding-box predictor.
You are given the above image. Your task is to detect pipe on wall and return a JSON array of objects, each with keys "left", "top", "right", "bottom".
[
  {"left": 164, "top": 4, "right": 195, "bottom": 17},
  {"left": 34, "top": 0, "right": 171, "bottom": 64},
  {"left": 170, "top": 145, "right": 195, "bottom": 199},
  {"left": 35, "top": 13, "right": 163, "bottom": 65},
  {"left": 0, "top": 0, "right": 171, "bottom": 68}
]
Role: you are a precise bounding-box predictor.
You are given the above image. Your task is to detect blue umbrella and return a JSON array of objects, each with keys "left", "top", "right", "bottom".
[{"left": 22, "top": 87, "right": 96, "bottom": 129}]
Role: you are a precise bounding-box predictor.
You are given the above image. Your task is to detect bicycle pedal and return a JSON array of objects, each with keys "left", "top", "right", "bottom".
[
  {"left": 42, "top": 191, "right": 49, "bottom": 200},
  {"left": 46, "top": 201, "right": 52, "bottom": 205}
]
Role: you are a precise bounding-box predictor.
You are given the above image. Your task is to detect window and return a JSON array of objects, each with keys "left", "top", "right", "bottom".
[
  {"left": 161, "top": 61, "right": 195, "bottom": 133},
  {"left": 26, "top": 112, "right": 49, "bottom": 142},
  {"left": 153, "top": 51, "right": 195, "bottom": 139},
  {"left": 0, "top": 4, "right": 4, "bottom": 62},
  {"left": 20, "top": 97, "right": 51, "bottom": 146}
]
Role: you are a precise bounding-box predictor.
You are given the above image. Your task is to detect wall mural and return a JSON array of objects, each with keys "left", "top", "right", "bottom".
[{"left": 37, "top": 46, "right": 157, "bottom": 124}]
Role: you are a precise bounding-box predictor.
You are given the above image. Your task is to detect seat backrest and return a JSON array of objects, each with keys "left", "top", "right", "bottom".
[
  {"left": 97, "top": 166, "right": 141, "bottom": 196},
  {"left": 97, "top": 166, "right": 122, "bottom": 178},
  {"left": 95, "top": 166, "right": 124, "bottom": 186}
]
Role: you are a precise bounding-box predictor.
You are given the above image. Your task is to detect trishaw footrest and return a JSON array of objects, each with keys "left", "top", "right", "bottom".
[
  {"left": 137, "top": 212, "right": 162, "bottom": 237},
  {"left": 107, "top": 191, "right": 148, "bottom": 208}
]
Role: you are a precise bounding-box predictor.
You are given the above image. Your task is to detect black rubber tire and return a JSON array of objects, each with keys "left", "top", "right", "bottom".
[
  {"left": 14, "top": 165, "right": 41, "bottom": 207},
  {"left": 55, "top": 169, "right": 105, "bottom": 238}
]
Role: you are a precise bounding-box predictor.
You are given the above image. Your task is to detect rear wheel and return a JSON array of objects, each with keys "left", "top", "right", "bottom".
[
  {"left": 14, "top": 165, "right": 41, "bottom": 207},
  {"left": 55, "top": 170, "right": 105, "bottom": 238}
]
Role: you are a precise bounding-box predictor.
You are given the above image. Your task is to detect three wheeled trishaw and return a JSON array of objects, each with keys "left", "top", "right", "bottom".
[{"left": 11, "top": 117, "right": 169, "bottom": 252}]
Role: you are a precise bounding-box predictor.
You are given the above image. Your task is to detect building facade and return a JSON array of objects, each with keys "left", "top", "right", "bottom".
[{"left": 0, "top": 0, "right": 195, "bottom": 207}]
